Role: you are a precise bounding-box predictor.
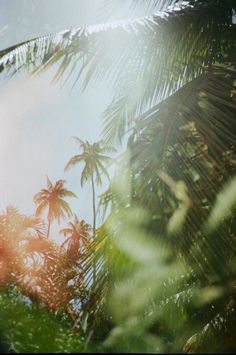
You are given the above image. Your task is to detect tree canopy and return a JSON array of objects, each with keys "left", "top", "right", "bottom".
[{"left": 0, "top": 0, "right": 236, "bottom": 353}]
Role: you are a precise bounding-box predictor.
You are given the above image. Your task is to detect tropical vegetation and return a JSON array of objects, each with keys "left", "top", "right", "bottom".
[{"left": 0, "top": 0, "right": 236, "bottom": 353}]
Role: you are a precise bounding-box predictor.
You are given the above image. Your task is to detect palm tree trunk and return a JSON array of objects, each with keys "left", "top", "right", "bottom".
[
  {"left": 47, "top": 217, "right": 51, "bottom": 239},
  {"left": 91, "top": 173, "right": 96, "bottom": 284},
  {"left": 91, "top": 173, "right": 96, "bottom": 237}
]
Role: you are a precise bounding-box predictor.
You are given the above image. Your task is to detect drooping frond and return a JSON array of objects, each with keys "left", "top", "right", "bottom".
[
  {"left": 98, "top": 188, "right": 116, "bottom": 221},
  {"left": 96, "top": 160, "right": 111, "bottom": 182},
  {"left": 99, "top": 2, "right": 236, "bottom": 144},
  {"left": 80, "top": 165, "right": 90, "bottom": 187},
  {"left": 183, "top": 303, "right": 236, "bottom": 353},
  {"left": 57, "top": 199, "right": 73, "bottom": 219},
  {"left": 100, "top": 0, "right": 185, "bottom": 19},
  {"left": 64, "top": 155, "right": 85, "bottom": 172},
  {"left": 129, "top": 61, "right": 236, "bottom": 171},
  {"left": 126, "top": 58, "right": 236, "bottom": 279},
  {"left": 1, "top": 2, "right": 235, "bottom": 146},
  {"left": 1, "top": 3, "right": 234, "bottom": 94},
  {"left": 21, "top": 215, "right": 47, "bottom": 237},
  {"left": 35, "top": 200, "right": 48, "bottom": 217}
]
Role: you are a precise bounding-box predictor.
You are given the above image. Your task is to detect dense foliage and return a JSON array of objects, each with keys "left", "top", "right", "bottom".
[{"left": 0, "top": 0, "right": 236, "bottom": 353}]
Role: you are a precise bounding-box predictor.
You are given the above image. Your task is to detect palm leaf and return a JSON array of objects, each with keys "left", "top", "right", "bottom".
[
  {"left": 1, "top": 3, "right": 235, "bottom": 146},
  {"left": 102, "top": 0, "right": 184, "bottom": 14},
  {"left": 35, "top": 201, "right": 48, "bottom": 217},
  {"left": 64, "top": 155, "right": 84, "bottom": 171},
  {"left": 72, "top": 136, "right": 86, "bottom": 147},
  {"left": 121, "top": 58, "right": 236, "bottom": 281},
  {"left": 46, "top": 176, "right": 53, "bottom": 190},
  {"left": 60, "top": 190, "right": 77, "bottom": 199}
]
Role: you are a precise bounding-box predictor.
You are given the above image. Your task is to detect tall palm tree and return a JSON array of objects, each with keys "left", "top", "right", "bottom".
[
  {"left": 33, "top": 177, "right": 76, "bottom": 238},
  {"left": 65, "top": 138, "right": 114, "bottom": 237}
]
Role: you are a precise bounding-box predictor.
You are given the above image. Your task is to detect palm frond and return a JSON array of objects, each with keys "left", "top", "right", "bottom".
[
  {"left": 54, "top": 179, "right": 66, "bottom": 191},
  {"left": 1, "top": 3, "right": 233, "bottom": 94},
  {"left": 183, "top": 303, "right": 236, "bottom": 353},
  {"left": 46, "top": 176, "right": 53, "bottom": 190},
  {"left": 22, "top": 215, "right": 47, "bottom": 237},
  {"left": 99, "top": 3, "right": 236, "bottom": 144},
  {"left": 64, "top": 155, "right": 84, "bottom": 172},
  {"left": 100, "top": 0, "right": 183, "bottom": 19},
  {"left": 1, "top": 3, "right": 235, "bottom": 146},
  {"left": 35, "top": 201, "right": 48, "bottom": 217},
  {"left": 60, "top": 236, "right": 71, "bottom": 249},
  {"left": 72, "top": 136, "right": 86, "bottom": 147},
  {"left": 57, "top": 199, "right": 73, "bottom": 219},
  {"left": 125, "top": 59, "right": 236, "bottom": 280},
  {"left": 96, "top": 160, "right": 110, "bottom": 182},
  {"left": 80, "top": 166, "right": 90, "bottom": 187},
  {"left": 60, "top": 190, "right": 77, "bottom": 199}
]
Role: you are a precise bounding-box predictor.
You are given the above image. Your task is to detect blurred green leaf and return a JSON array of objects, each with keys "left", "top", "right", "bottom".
[{"left": 205, "top": 176, "right": 236, "bottom": 233}]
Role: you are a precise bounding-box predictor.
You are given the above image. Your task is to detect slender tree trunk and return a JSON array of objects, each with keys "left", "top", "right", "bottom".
[
  {"left": 47, "top": 217, "right": 51, "bottom": 239},
  {"left": 91, "top": 173, "right": 96, "bottom": 284},
  {"left": 91, "top": 173, "right": 96, "bottom": 237}
]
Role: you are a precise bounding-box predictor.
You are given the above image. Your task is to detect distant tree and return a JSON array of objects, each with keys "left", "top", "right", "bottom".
[
  {"left": 33, "top": 177, "right": 76, "bottom": 238},
  {"left": 65, "top": 138, "right": 114, "bottom": 237},
  {"left": 60, "top": 215, "right": 91, "bottom": 257}
]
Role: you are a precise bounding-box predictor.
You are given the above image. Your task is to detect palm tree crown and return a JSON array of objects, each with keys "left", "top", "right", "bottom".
[
  {"left": 65, "top": 138, "right": 113, "bottom": 185},
  {"left": 60, "top": 215, "right": 91, "bottom": 256},
  {"left": 33, "top": 177, "right": 76, "bottom": 238}
]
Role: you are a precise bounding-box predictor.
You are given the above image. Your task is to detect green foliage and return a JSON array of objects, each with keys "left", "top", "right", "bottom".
[
  {"left": 0, "top": 0, "right": 236, "bottom": 353},
  {"left": 100, "top": 167, "right": 236, "bottom": 353},
  {"left": 205, "top": 176, "right": 236, "bottom": 233},
  {"left": 0, "top": 287, "right": 83, "bottom": 353}
]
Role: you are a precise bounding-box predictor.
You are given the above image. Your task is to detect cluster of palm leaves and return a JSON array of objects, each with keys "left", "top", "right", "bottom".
[{"left": 0, "top": 0, "right": 236, "bottom": 353}]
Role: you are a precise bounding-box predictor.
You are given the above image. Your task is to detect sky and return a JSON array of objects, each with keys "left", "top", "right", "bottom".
[{"left": 0, "top": 0, "right": 145, "bottom": 242}]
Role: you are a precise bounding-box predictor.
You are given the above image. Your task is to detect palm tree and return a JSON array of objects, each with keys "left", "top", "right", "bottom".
[
  {"left": 1, "top": 0, "right": 236, "bottom": 351},
  {"left": 60, "top": 215, "right": 91, "bottom": 256},
  {"left": 65, "top": 138, "right": 114, "bottom": 237},
  {"left": 33, "top": 177, "right": 76, "bottom": 238}
]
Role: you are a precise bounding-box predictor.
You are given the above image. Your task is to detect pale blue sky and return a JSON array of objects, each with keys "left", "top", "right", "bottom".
[{"left": 0, "top": 0, "right": 145, "bottom": 242}]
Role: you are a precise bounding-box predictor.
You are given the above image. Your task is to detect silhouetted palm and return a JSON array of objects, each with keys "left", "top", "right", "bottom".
[
  {"left": 65, "top": 138, "right": 114, "bottom": 237},
  {"left": 33, "top": 177, "right": 76, "bottom": 238},
  {"left": 60, "top": 215, "right": 91, "bottom": 256}
]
